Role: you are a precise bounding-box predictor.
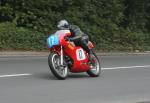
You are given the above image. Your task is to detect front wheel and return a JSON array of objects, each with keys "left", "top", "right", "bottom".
[
  {"left": 48, "top": 52, "right": 68, "bottom": 80},
  {"left": 87, "top": 52, "right": 101, "bottom": 77}
]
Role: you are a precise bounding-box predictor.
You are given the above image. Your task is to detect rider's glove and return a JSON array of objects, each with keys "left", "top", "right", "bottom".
[{"left": 64, "top": 36, "right": 72, "bottom": 41}]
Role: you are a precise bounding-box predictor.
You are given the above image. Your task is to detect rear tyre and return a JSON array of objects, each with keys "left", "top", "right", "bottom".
[
  {"left": 48, "top": 52, "right": 68, "bottom": 80},
  {"left": 87, "top": 52, "right": 101, "bottom": 77}
]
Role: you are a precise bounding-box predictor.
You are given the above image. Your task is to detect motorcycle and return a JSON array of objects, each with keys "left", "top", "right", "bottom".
[{"left": 47, "top": 30, "right": 101, "bottom": 80}]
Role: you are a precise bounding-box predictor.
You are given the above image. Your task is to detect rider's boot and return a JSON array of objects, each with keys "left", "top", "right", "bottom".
[{"left": 88, "top": 50, "right": 93, "bottom": 62}]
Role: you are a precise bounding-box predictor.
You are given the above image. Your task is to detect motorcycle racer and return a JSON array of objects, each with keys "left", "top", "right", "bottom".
[{"left": 57, "top": 19, "right": 92, "bottom": 61}]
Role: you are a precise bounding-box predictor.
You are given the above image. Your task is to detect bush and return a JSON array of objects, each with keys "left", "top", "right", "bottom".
[
  {"left": 0, "top": 22, "right": 47, "bottom": 50},
  {"left": 0, "top": 0, "right": 150, "bottom": 51}
]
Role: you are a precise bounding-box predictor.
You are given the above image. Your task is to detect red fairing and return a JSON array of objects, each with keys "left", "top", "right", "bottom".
[
  {"left": 49, "top": 46, "right": 61, "bottom": 55},
  {"left": 57, "top": 32, "right": 71, "bottom": 46},
  {"left": 64, "top": 45, "right": 90, "bottom": 72},
  {"left": 49, "top": 30, "right": 90, "bottom": 73}
]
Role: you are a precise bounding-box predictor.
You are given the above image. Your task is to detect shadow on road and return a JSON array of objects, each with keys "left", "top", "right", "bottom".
[
  {"left": 136, "top": 101, "right": 150, "bottom": 103},
  {"left": 32, "top": 72, "right": 93, "bottom": 80},
  {"left": 68, "top": 73, "right": 89, "bottom": 79}
]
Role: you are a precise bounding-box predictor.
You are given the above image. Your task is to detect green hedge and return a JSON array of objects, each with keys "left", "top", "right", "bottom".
[
  {"left": 0, "top": 0, "right": 150, "bottom": 51},
  {"left": 0, "top": 22, "right": 47, "bottom": 50},
  {"left": 0, "top": 22, "right": 149, "bottom": 51}
]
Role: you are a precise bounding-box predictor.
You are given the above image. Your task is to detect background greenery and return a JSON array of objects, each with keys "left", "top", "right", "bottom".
[{"left": 0, "top": 0, "right": 150, "bottom": 51}]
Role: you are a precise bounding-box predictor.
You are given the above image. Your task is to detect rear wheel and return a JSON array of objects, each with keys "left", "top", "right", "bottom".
[
  {"left": 48, "top": 52, "right": 68, "bottom": 80},
  {"left": 87, "top": 52, "right": 101, "bottom": 77}
]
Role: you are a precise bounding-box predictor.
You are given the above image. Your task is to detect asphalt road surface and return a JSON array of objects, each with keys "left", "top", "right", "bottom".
[{"left": 0, "top": 54, "right": 150, "bottom": 103}]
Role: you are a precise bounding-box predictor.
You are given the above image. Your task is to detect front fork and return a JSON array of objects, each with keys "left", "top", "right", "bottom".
[{"left": 60, "top": 46, "right": 63, "bottom": 65}]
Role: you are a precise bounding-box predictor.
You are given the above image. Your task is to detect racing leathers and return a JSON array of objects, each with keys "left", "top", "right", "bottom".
[{"left": 68, "top": 25, "right": 92, "bottom": 55}]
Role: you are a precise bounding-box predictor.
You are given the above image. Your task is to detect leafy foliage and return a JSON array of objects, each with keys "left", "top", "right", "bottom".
[
  {"left": 0, "top": 0, "right": 150, "bottom": 51},
  {"left": 0, "top": 22, "right": 46, "bottom": 50}
]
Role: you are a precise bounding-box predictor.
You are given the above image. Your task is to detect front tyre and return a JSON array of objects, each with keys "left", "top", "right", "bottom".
[
  {"left": 48, "top": 52, "right": 68, "bottom": 80},
  {"left": 87, "top": 52, "right": 101, "bottom": 77}
]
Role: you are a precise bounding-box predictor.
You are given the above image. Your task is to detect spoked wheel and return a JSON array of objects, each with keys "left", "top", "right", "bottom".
[
  {"left": 48, "top": 52, "right": 68, "bottom": 80},
  {"left": 87, "top": 52, "right": 101, "bottom": 77}
]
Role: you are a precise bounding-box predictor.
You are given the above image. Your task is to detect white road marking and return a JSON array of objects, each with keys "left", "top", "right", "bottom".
[
  {"left": 102, "top": 65, "right": 150, "bottom": 70},
  {"left": 0, "top": 65, "right": 150, "bottom": 78},
  {"left": 0, "top": 73, "right": 32, "bottom": 78}
]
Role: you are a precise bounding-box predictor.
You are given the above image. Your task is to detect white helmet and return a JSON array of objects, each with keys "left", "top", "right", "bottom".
[{"left": 57, "top": 19, "right": 69, "bottom": 30}]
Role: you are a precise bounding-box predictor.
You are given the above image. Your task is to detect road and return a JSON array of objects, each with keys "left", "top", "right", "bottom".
[{"left": 0, "top": 54, "right": 150, "bottom": 103}]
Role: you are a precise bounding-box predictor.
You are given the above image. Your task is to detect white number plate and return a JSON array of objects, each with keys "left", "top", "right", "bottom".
[{"left": 76, "top": 49, "right": 86, "bottom": 61}]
